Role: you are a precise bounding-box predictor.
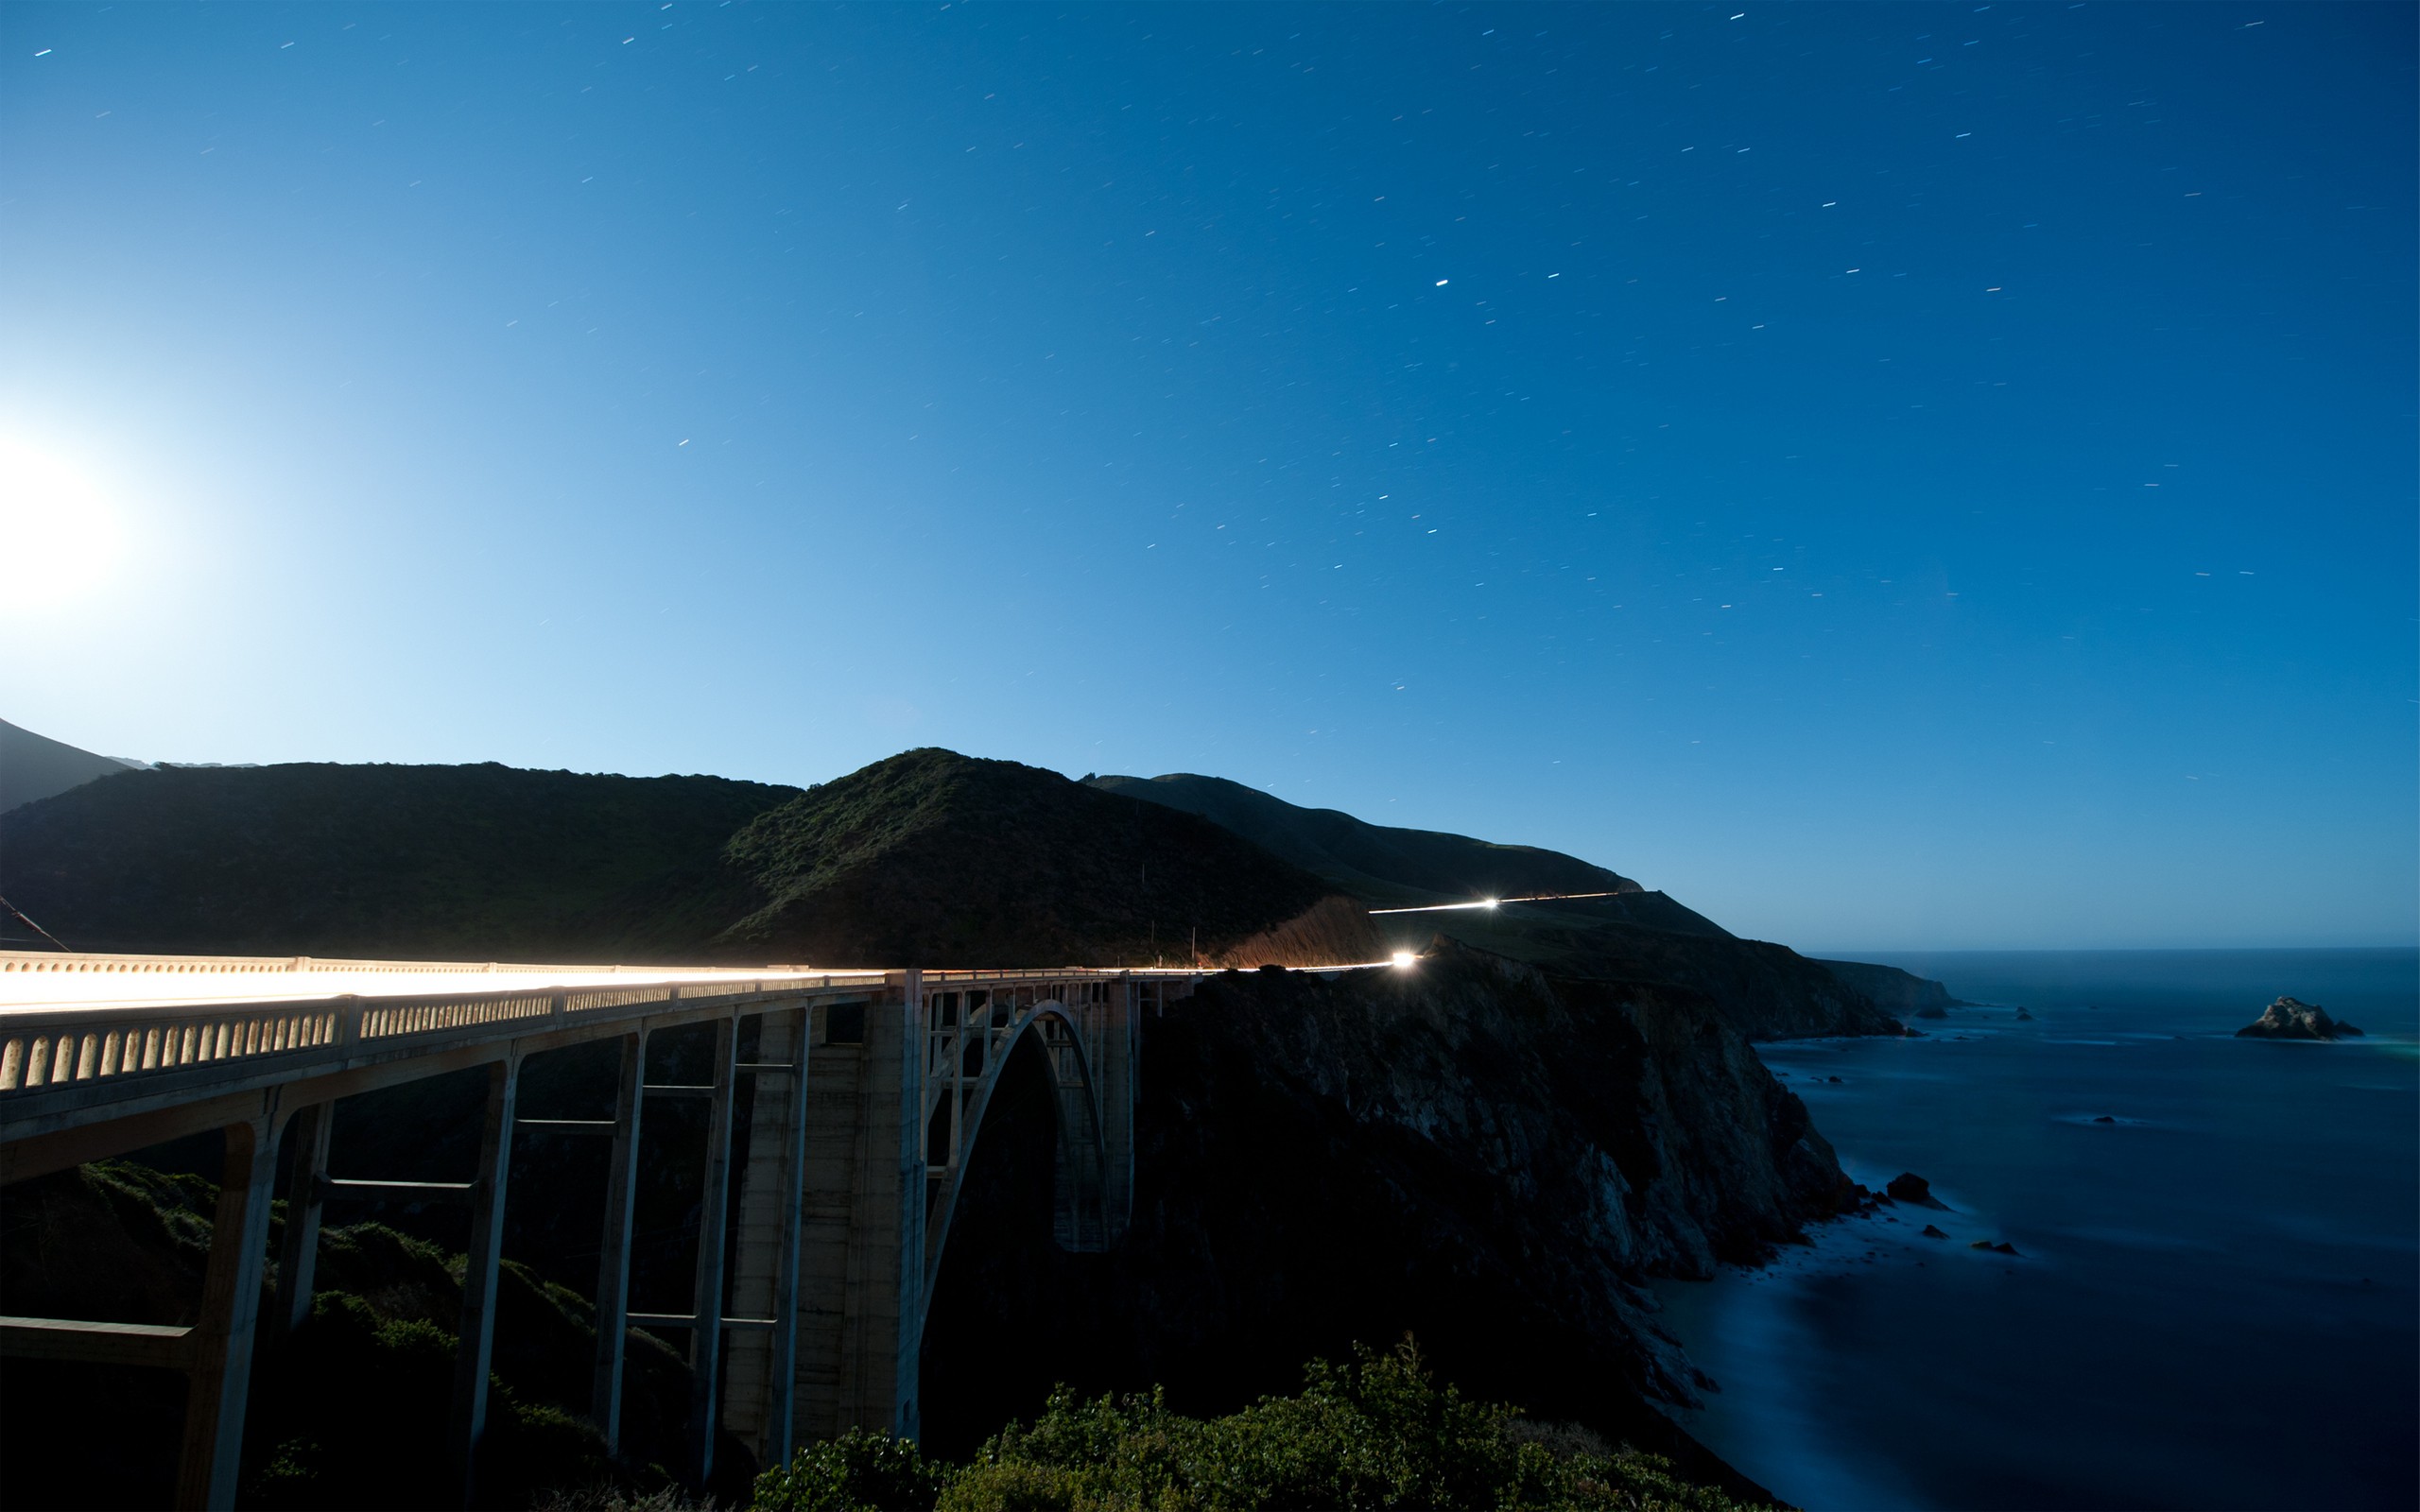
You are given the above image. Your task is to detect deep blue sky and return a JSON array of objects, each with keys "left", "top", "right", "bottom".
[{"left": 2, "top": 3, "right": 2412, "bottom": 950}]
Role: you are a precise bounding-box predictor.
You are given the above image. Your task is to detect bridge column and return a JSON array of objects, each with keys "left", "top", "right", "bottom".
[
  {"left": 1098, "top": 978, "right": 1138, "bottom": 1241},
  {"left": 589, "top": 1029, "right": 648, "bottom": 1452},
  {"left": 273, "top": 1100, "right": 334, "bottom": 1336},
  {"left": 790, "top": 973, "right": 923, "bottom": 1446},
  {"left": 722, "top": 1005, "right": 811, "bottom": 1470},
  {"left": 450, "top": 1055, "right": 522, "bottom": 1505},
  {"left": 686, "top": 1014, "right": 741, "bottom": 1485},
  {"left": 175, "top": 1097, "right": 286, "bottom": 1511}
]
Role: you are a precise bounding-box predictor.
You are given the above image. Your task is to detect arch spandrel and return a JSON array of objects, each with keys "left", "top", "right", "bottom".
[{"left": 918, "top": 996, "right": 1112, "bottom": 1323}]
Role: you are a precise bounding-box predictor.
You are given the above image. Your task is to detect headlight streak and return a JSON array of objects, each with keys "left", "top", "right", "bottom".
[{"left": 1366, "top": 890, "right": 1623, "bottom": 917}]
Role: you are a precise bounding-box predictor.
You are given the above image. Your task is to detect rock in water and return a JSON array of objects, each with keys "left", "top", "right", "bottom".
[
  {"left": 2235, "top": 996, "right": 2364, "bottom": 1040},
  {"left": 2093, "top": 1115, "right": 2117, "bottom": 1124},
  {"left": 2014, "top": 1007, "right": 2034, "bottom": 1022},
  {"left": 1920, "top": 1224, "right": 1949, "bottom": 1240},
  {"left": 1886, "top": 1172, "right": 1950, "bottom": 1209}
]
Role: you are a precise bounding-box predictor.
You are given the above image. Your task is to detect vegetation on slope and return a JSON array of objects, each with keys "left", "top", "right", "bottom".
[
  {"left": 917, "top": 949, "right": 1845, "bottom": 1499},
  {"left": 1083, "top": 772, "right": 1728, "bottom": 939},
  {"left": 1085, "top": 771, "right": 1901, "bottom": 1040},
  {"left": 0, "top": 762, "right": 798, "bottom": 960},
  {"left": 699, "top": 750, "right": 1351, "bottom": 967},
  {"left": 0, "top": 1160, "right": 730, "bottom": 1511},
  {"left": 757, "top": 1341, "right": 1762, "bottom": 1512},
  {"left": 0, "top": 749, "right": 1363, "bottom": 968}
]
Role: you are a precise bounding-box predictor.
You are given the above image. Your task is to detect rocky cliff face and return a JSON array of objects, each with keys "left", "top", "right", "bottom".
[
  {"left": 920, "top": 945, "right": 1857, "bottom": 1499},
  {"left": 1414, "top": 909, "right": 1907, "bottom": 1041},
  {"left": 1811, "top": 958, "right": 1959, "bottom": 1018}
]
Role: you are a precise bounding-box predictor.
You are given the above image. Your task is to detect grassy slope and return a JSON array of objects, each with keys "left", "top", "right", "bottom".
[
  {"left": 696, "top": 750, "right": 1341, "bottom": 967},
  {"left": 0, "top": 750, "right": 1348, "bottom": 969},
  {"left": 1086, "top": 771, "right": 1732, "bottom": 937},
  {"left": 1086, "top": 771, "right": 1907, "bottom": 1038},
  {"left": 0, "top": 763, "right": 799, "bottom": 960}
]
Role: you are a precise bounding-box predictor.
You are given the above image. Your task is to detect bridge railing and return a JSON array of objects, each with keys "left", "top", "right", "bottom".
[{"left": 0, "top": 972, "right": 889, "bottom": 1102}]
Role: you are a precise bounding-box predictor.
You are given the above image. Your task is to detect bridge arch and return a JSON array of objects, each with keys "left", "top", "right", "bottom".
[{"left": 918, "top": 992, "right": 1112, "bottom": 1322}]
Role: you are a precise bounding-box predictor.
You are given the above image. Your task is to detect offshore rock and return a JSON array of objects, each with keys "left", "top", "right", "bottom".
[
  {"left": 2235, "top": 997, "right": 2364, "bottom": 1040},
  {"left": 1885, "top": 1172, "right": 1950, "bottom": 1209}
]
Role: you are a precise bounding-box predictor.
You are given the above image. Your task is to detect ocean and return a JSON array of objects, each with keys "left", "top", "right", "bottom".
[{"left": 1652, "top": 948, "right": 2419, "bottom": 1512}]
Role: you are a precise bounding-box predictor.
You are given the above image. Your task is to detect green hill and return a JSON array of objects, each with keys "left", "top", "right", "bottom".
[
  {"left": 683, "top": 748, "right": 1348, "bottom": 967},
  {"left": 0, "top": 749, "right": 1354, "bottom": 968},
  {"left": 1084, "top": 771, "right": 1916, "bottom": 1038},
  {"left": 1085, "top": 771, "right": 1728, "bottom": 936},
  {"left": 0, "top": 761, "right": 801, "bottom": 960},
  {"left": 0, "top": 745, "right": 1925, "bottom": 1031}
]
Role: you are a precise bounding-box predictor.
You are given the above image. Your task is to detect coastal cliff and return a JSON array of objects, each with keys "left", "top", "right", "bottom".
[
  {"left": 1811, "top": 958, "right": 1960, "bottom": 1019},
  {"left": 922, "top": 944, "right": 1856, "bottom": 1498}
]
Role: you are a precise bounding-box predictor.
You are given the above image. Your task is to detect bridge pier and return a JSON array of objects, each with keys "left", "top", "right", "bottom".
[
  {"left": 0, "top": 956, "right": 1194, "bottom": 1506},
  {"left": 722, "top": 1005, "right": 812, "bottom": 1469},
  {"left": 789, "top": 976, "right": 925, "bottom": 1447},
  {"left": 449, "top": 1056, "right": 522, "bottom": 1504},
  {"left": 683, "top": 1016, "right": 741, "bottom": 1484},
  {"left": 588, "top": 1029, "right": 648, "bottom": 1452},
  {"left": 175, "top": 1099, "right": 285, "bottom": 1511},
  {"left": 272, "top": 1100, "right": 334, "bottom": 1337}
]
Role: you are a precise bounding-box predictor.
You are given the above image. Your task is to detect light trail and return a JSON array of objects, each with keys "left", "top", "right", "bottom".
[{"left": 1366, "top": 890, "right": 1623, "bottom": 917}]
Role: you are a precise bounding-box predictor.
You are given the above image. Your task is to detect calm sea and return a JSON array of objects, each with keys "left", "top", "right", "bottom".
[{"left": 1653, "top": 948, "right": 2419, "bottom": 1512}]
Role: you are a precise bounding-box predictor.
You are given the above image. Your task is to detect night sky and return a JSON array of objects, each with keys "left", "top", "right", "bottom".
[{"left": 2, "top": 3, "right": 2411, "bottom": 949}]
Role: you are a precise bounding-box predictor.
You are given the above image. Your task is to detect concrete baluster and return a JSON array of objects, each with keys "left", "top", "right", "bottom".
[
  {"left": 175, "top": 1098, "right": 285, "bottom": 1511},
  {"left": 591, "top": 1028, "right": 648, "bottom": 1451},
  {"left": 450, "top": 1055, "right": 522, "bottom": 1506}
]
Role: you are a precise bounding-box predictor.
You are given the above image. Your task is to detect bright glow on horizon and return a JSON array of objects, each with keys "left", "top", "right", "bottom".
[
  {"left": 0, "top": 438, "right": 125, "bottom": 612},
  {"left": 1391, "top": 951, "right": 1417, "bottom": 970}
]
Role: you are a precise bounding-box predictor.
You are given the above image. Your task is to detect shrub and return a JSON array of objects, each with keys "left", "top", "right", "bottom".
[
  {"left": 752, "top": 1342, "right": 1762, "bottom": 1512},
  {"left": 755, "top": 1428, "right": 950, "bottom": 1512}
]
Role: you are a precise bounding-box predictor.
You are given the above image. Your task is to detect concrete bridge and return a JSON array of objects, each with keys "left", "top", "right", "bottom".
[{"left": 0, "top": 950, "right": 1207, "bottom": 1508}]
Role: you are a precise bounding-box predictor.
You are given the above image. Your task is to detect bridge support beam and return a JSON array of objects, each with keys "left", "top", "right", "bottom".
[
  {"left": 790, "top": 975, "right": 923, "bottom": 1447},
  {"left": 450, "top": 1056, "right": 521, "bottom": 1506},
  {"left": 685, "top": 1015, "right": 740, "bottom": 1485},
  {"left": 1096, "top": 979, "right": 1139, "bottom": 1241},
  {"left": 589, "top": 1029, "right": 648, "bottom": 1452},
  {"left": 274, "top": 1100, "right": 334, "bottom": 1337},
  {"left": 175, "top": 1098, "right": 285, "bottom": 1511},
  {"left": 723, "top": 1005, "right": 811, "bottom": 1471}
]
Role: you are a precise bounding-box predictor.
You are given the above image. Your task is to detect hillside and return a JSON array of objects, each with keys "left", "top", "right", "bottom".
[
  {"left": 1085, "top": 771, "right": 1729, "bottom": 936},
  {"left": 682, "top": 749, "right": 1364, "bottom": 967},
  {"left": 0, "top": 717, "right": 140, "bottom": 816},
  {"left": 0, "top": 762, "right": 800, "bottom": 960},
  {"left": 921, "top": 945, "right": 1855, "bottom": 1488},
  {"left": 1086, "top": 771, "right": 1908, "bottom": 1039},
  {"left": 0, "top": 749, "right": 1368, "bottom": 969},
  {"left": 0, "top": 746, "right": 1925, "bottom": 1028}
]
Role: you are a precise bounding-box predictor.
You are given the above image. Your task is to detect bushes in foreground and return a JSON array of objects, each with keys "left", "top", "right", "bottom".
[{"left": 754, "top": 1341, "right": 1760, "bottom": 1512}]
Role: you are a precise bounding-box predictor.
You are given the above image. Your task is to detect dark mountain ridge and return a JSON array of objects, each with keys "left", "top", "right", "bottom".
[
  {"left": 0, "top": 717, "right": 141, "bottom": 817},
  {"left": 0, "top": 749, "right": 1371, "bottom": 970},
  {"left": 1086, "top": 770, "right": 1731, "bottom": 936},
  {"left": 1087, "top": 769, "right": 1917, "bottom": 1040},
  {"left": 0, "top": 740, "right": 1936, "bottom": 1036},
  {"left": 0, "top": 761, "right": 802, "bottom": 961}
]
